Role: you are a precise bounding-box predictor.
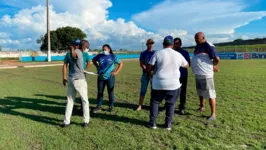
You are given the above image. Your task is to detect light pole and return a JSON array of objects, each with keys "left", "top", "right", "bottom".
[{"left": 46, "top": 0, "right": 51, "bottom": 62}]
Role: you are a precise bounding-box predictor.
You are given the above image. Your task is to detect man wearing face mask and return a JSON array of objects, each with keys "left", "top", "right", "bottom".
[
  {"left": 63, "top": 40, "right": 92, "bottom": 114},
  {"left": 92, "top": 44, "right": 123, "bottom": 113},
  {"left": 61, "top": 39, "right": 90, "bottom": 128}
]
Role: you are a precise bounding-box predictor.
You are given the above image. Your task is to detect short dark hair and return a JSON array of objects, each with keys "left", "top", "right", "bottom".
[
  {"left": 163, "top": 42, "right": 172, "bottom": 47},
  {"left": 174, "top": 37, "right": 182, "bottom": 46}
]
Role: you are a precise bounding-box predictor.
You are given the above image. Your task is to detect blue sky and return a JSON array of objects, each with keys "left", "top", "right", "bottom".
[{"left": 0, "top": 0, "right": 266, "bottom": 50}]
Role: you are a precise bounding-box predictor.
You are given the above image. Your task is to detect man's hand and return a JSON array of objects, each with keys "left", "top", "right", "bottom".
[
  {"left": 70, "top": 46, "right": 75, "bottom": 51},
  {"left": 111, "top": 71, "right": 117, "bottom": 76},
  {"left": 213, "top": 66, "right": 219, "bottom": 72},
  {"left": 142, "top": 65, "right": 147, "bottom": 71},
  {"left": 63, "top": 78, "right": 68, "bottom": 86}
]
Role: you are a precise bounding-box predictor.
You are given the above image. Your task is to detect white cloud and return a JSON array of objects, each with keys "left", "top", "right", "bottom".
[
  {"left": 132, "top": 0, "right": 266, "bottom": 45},
  {"left": 0, "top": 0, "right": 265, "bottom": 50},
  {"left": 0, "top": 0, "right": 160, "bottom": 50}
]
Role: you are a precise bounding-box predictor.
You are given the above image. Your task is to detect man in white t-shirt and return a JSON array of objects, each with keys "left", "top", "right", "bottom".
[{"left": 146, "top": 35, "right": 189, "bottom": 130}]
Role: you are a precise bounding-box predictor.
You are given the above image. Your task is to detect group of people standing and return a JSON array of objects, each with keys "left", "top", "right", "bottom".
[
  {"left": 61, "top": 39, "right": 123, "bottom": 127},
  {"left": 61, "top": 32, "right": 220, "bottom": 131}
]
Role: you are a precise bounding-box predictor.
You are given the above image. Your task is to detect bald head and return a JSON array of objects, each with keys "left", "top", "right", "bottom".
[{"left": 195, "top": 32, "right": 206, "bottom": 44}]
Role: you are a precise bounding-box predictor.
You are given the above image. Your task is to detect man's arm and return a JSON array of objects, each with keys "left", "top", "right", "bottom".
[
  {"left": 70, "top": 46, "right": 78, "bottom": 59},
  {"left": 208, "top": 45, "right": 220, "bottom": 72},
  {"left": 185, "top": 51, "right": 191, "bottom": 67},
  {"left": 213, "top": 57, "right": 220, "bottom": 72},
  {"left": 140, "top": 60, "right": 146, "bottom": 70},
  {"left": 146, "top": 64, "right": 154, "bottom": 73},
  {"left": 146, "top": 53, "right": 157, "bottom": 76},
  {"left": 62, "top": 63, "right": 68, "bottom": 86},
  {"left": 180, "top": 54, "right": 189, "bottom": 68}
]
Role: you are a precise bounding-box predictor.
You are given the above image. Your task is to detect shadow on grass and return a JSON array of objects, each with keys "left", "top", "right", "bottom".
[
  {"left": 0, "top": 96, "right": 84, "bottom": 126},
  {"left": 0, "top": 95, "right": 148, "bottom": 127},
  {"left": 35, "top": 94, "right": 150, "bottom": 111}
]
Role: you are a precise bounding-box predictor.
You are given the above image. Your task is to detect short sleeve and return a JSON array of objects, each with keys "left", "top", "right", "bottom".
[
  {"left": 88, "top": 54, "right": 93, "bottom": 61},
  {"left": 208, "top": 46, "right": 218, "bottom": 59},
  {"left": 139, "top": 52, "right": 144, "bottom": 61},
  {"left": 180, "top": 54, "right": 188, "bottom": 67},
  {"left": 92, "top": 54, "right": 99, "bottom": 62},
  {"left": 64, "top": 52, "right": 70, "bottom": 64},
  {"left": 148, "top": 52, "right": 157, "bottom": 65},
  {"left": 75, "top": 49, "right": 83, "bottom": 59},
  {"left": 84, "top": 53, "right": 90, "bottom": 62},
  {"left": 114, "top": 56, "right": 121, "bottom": 64}
]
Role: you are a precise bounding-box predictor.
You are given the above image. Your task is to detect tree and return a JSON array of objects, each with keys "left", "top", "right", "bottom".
[
  {"left": 0, "top": 45, "right": 2, "bottom": 51},
  {"left": 37, "top": 26, "right": 87, "bottom": 51},
  {"left": 234, "top": 38, "right": 243, "bottom": 42}
]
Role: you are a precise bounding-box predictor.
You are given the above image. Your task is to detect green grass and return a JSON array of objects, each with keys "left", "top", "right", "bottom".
[{"left": 0, "top": 60, "right": 266, "bottom": 150}]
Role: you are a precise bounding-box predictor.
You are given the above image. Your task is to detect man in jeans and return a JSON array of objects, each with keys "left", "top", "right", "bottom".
[
  {"left": 136, "top": 39, "right": 155, "bottom": 111},
  {"left": 147, "top": 35, "right": 189, "bottom": 130},
  {"left": 173, "top": 38, "right": 191, "bottom": 115},
  {"left": 61, "top": 39, "right": 90, "bottom": 128}
]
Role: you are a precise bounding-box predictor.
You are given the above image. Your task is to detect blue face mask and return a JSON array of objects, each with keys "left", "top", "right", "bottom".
[{"left": 103, "top": 51, "right": 109, "bottom": 55}]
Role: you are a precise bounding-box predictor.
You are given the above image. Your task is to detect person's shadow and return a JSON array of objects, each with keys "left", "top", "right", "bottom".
[
  {"left": 0, "top": 94, "right": 148, "bottom": 127},
  {"left": 0, "top": 97, "right": 64, "bottom": 126}
]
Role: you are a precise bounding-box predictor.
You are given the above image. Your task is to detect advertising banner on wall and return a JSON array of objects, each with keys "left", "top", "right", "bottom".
[
  {"left": 251, "top": 52, "right": 266, "bottom": 59},
  {"left": 218, "top": 53, "right": 237, "bottom": 59}
]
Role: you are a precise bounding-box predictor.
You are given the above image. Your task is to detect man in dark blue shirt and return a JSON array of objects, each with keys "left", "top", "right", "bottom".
[
  {"left": 173, "top": 37, "right": 191, "bottom": 115},
  {"left": 136, "top": 39, "right": 155, "bottom": 111}
]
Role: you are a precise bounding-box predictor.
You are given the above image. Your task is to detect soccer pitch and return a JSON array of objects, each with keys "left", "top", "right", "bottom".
[{"left": 0, "top": 60, "right": 266, "bottom": 150}]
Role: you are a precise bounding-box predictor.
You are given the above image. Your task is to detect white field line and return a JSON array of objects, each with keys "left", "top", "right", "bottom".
[{"left": 0, "top": 64, "right": 62, "bottom": 70}]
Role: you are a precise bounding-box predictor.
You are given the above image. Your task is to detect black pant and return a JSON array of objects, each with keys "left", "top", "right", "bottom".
[
  {"left": 97, "top": 76, "right": 115, "bottom": 107},
  {"left": 149, "top": 88, "right": 180, "bottom": 126},
  {"left": 179, "top": 77, "right": 188, "bottom": 110}
]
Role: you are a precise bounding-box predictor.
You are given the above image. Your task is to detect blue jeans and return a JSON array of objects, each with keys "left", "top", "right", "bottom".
[
  {"left": 140, "top": 74, "right": 151, "bottom": 97},
  {"left": 96, "top": 76, "right": 115, "bottom": 107},
  {"left": 149, "top": 88, "right": 180, "bottom": 126}
]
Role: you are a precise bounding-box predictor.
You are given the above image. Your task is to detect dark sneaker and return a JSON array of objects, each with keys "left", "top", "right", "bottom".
[
  {"left": 93, "top": 107, "right": 102, "bottom": 113},
  {"left": 83, "top": 122, "right": 90, "bottom": 128},
  {"left": 60, "top": 124, "right": 70, "bottom": 128},
  {"left": 108, "top": 107, "right": 113, "bottom": 112},
  {"left": 147, "top": 122, "right": 157, "bottom": 129},
  {"left": 179, "top": 110, "right": 185, "bottom": 115}
]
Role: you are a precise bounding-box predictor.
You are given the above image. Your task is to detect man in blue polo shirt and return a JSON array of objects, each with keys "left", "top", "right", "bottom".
[
  {"left": 173, "top": 37, "right": 191, "bottom": 115},
  {"left": 191, "top": 32, "right": 220, "bottom": 121},
  {"left": 136, "top": 39, "right": 155, "bottom": 111}
]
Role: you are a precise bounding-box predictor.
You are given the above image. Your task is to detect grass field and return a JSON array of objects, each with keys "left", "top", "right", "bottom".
[{"left": 0, "top": 60, "right": 266, "bottom": 150}]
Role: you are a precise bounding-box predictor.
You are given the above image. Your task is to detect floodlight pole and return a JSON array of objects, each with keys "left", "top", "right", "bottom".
[{"left": 46, "top": 0, "right": 51, "bottom": 62}]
